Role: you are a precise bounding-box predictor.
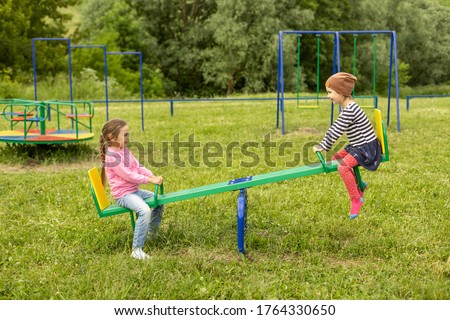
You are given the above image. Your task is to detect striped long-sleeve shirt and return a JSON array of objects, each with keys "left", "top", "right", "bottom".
[{"left": 319, "top": 102, "right": 378, "bottom": 151}]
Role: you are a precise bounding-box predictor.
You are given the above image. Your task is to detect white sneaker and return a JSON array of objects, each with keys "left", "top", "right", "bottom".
[{"left": 131, "top": 247, "right": 151, "bottom": 260}]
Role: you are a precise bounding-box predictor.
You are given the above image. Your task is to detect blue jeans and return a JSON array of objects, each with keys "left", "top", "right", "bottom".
[{"left": 116, "top": 189, "right": 164, "bottom": 248}]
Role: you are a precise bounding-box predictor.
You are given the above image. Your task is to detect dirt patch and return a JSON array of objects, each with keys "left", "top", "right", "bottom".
[{"left": 0, "top": 161, "right": 98, "bottom": 173}]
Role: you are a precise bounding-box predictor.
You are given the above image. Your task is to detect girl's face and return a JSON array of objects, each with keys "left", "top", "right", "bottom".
[
  {"left": 326, "top": 87, "right": 344, "bottom": 105},
  {"left": 111, "top": 125, "right": 129, "bottom": 149}
]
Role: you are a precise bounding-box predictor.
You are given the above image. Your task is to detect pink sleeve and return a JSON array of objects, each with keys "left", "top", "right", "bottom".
[
  {"left": 137, "top": 165, "right": 153, "bottom": 177},
  {"left": 107, "top": 151, "right": 149, "bottom": 185}
]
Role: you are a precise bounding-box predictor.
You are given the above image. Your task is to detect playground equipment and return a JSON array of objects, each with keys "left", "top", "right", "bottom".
[
  {"left": 32, "top": 38, "right": 74, "bottom": 102},
  {"left": 0, "top": 99, "right": 94, "bottom": 144},
  {"left": 71, "top": 44, "right": 109, "bottom": 120},
  {"left": 345, "top": 32, "right": 378, "bottom": 109},
  {"left": 349, "top": 34, "right": 379, "bottom": 109},
  {"left": 106, "top": 51, "right": 144, "bottom": 129},
  {"left": 277, "top": 30, "right": 400, "bottom": 134},
  {"left": 406, "top": 94, "right": 450, "bottom": 111},
  {"left": 280, "top": 31, "right": 339, "bottom": 126},
  {"left": 89, "top": 109, "right": 389, "bottom": 254},
  {"left": 295, "top": 34, "right": 335, "bottom": 109},
  {"left": 32, "top": 38, "right": 145, "bottom": 130}
]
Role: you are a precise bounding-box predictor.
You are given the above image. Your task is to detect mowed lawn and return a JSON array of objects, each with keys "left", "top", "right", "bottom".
[{"left": 0, "top": 96, "right": 448, "bottom": 299}]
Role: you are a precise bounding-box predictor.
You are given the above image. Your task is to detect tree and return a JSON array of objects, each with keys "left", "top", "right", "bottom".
[
  {"left": 202, "top": 0, "right": 317, "bottom": 95},
  {"left": 0, "top": 0, "right": 77, "bottom": 79},
  {"left": 131, "top": 0, "right": 217, "bottom": 96},
  {"left": 385, "top": 0, "right": 450, "bottom": 86},
  {"left": 74, "top": 0, "right": 164, "bottom": 97}
]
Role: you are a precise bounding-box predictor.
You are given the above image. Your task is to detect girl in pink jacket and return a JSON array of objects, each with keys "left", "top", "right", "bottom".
[{"left": 100, "top": 119, "right": 164, "bottom": 260}]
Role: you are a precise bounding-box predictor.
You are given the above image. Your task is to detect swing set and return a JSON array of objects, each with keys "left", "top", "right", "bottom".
[
  {"left": 295, "top": 33, "right": 379, "bottom": 109},
  {"left": 295, "top": 32, "right": 338, "bottom": 110},
  {"left": 277, "top": 30, "right": 401, "bottom": 134},
  {"left": 350, "top": 33, "right": 379, "bottom": 109}
]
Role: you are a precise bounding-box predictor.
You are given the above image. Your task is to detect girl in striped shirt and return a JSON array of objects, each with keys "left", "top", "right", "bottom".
[{"left": 313, "top": 72, "right": 382, "bottom": 219}]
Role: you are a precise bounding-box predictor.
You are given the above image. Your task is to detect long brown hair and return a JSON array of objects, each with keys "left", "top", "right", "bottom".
[{"left": 99, "top": 119, "right": 128, "bottom": 186}]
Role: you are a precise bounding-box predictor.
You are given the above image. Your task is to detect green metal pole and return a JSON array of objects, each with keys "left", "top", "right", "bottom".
[
  {"left": 353, "top": 166, "right": 364, "bottom": 192},
  {"left": 39, "top": 103, "right": 46, "bottom": 135},
  {"left": 57, "top": 104, "right": 61, "bottom": 131}
]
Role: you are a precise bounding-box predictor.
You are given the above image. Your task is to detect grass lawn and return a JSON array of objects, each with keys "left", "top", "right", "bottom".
[{"left": 0, "top": 96, "right": 448, "bottom": 299}]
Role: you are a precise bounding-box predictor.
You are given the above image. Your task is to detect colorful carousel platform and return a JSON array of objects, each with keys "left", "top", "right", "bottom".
[
  {"left": 0, "top": 99, "right": 95, "bottom": 145},
  {"left": 0, "top": 128, "right": 94, "bottom": 144}
]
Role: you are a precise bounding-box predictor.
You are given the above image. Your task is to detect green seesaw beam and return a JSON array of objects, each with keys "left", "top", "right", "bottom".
[
  {"left": 149, "top": 161, "right": 330, "bottom": 207},
  {"left": 148, "top": 117, "right": 389, "bottom": 208}
]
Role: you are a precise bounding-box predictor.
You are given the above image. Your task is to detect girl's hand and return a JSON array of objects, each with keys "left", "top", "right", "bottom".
[
  {"left": 149, "top": 175, "right": 163, "bottom": 185},
  {"left": 313, "top": 145, "right": 323, "bottom": 153}
]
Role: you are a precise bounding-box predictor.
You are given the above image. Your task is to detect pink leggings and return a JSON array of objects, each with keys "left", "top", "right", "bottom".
[{"left": 332, "top": 149, "right": 360, "bottom": 201}]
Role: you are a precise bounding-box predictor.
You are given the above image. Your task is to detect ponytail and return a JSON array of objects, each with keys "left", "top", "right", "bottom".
[
  {"left": 99, "top": 133, "right": 107, "bottom": 186},
  {"left": 99, "top": 118, "right": 128, "bottom": 187}
]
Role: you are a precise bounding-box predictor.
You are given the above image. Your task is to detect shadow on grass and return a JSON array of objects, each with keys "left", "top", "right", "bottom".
[{"left": 0, "top": 142, "right": 97, "bottom": 165}]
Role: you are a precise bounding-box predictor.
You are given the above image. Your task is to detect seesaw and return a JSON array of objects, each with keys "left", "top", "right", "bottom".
[{"left": 89, "top": 109, "right": 389, "bottom": 254}]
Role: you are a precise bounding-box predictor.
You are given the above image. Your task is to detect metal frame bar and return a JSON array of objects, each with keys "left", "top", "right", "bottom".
[
  {"left": 406, "top": 94, "right": 450, "bottom": 111},
  {"left": 71, "top": 45, "right": 109, "bottom": 122},
  {"left": 277, "top": 30, "right": 401, "bottom": 133},
  {"left": 107, "top": 52, "right": 144, "bottom": 131},
  {"left": 32, "top": 38, "right": 73, "bottom": 102},
  {"left": 277, "top": 31, "right": 340, "bottom": 134}
]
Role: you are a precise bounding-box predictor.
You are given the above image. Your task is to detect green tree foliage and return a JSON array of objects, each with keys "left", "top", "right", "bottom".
[
  {"left": 202, "top": 0, "right": 316, "bottom": 94},
  {"left": 0, "top": 0, "right": 76, "bottom": 79},
  {"left": 386, "top": 0, "right": 450, "bottom": 86},
  {"left": 72, "top": 0, "right": 164, "bottom": 97},
  {"left": 131, "top": 0, "right": 217, "bottom": 96},
  {"left": 1, "top": 0, "right": 449, "bottom": 97}
]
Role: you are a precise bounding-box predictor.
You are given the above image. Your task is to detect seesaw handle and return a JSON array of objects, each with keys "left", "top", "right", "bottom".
[
  {"left": 154, "top": 183, "right": 164, "bottom": 206},
  {"left": 315, "top": 151, "right": 329, "bottom": 173}
]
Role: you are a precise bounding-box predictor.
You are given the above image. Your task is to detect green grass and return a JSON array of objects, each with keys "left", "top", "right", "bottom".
[{"left": 0, "top": 96, "right": 449, "bottom": 299}]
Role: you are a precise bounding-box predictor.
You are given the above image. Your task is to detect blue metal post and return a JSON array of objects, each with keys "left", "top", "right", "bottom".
[
  {"left": 104, "top": 46, "right": 109, "bottom": 121},
  {"left": 32, "top": 40, "right": 37, "bottom": 101},
  {"left": 279, "top": 33, "right": 285, "bottom": 135},
  {"left": 392, "top": 31, "right": 401, "bottom": 132},
  {"left": 71, "top": 45, "right": 110, "bottom": 121},
  {"left": 335, "top": 31, "right": 341, "bottom": 72},
  {"left": 387, "top": 33, "right": 394, "bottom": 128},
  {"left": 32, "top": 38, "right": 73, "bottom": 102},
  {"left": 237, "top": 189, "right": 247, "bottom": 254},
  {"left": 276, "top": 31, "right": 282, "bottom": 130},
  {"left": 170, "top": 99, "right": 174, "bottom": 116},
  {"left": 139, "top": 52, "right": 144, "bottom": 131},
  {"left": 330, "top": 32, "right": 341, "bottom": 124},
  {"left": 68, "top": 39, "right": 73, "bottom": 102},
  {"left": 338, "top": 30, "right": 400, "bottom": 131},
  {"left": 107, "top": 52, "right": 144, "bottom": 130},
  {"left": 277, "top": 31, "right": 340, "bottom": 134}
]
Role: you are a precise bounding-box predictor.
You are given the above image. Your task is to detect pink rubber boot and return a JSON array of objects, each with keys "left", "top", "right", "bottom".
[{"left": 350, "top": 197, "right": 364, "bottom": 220}]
